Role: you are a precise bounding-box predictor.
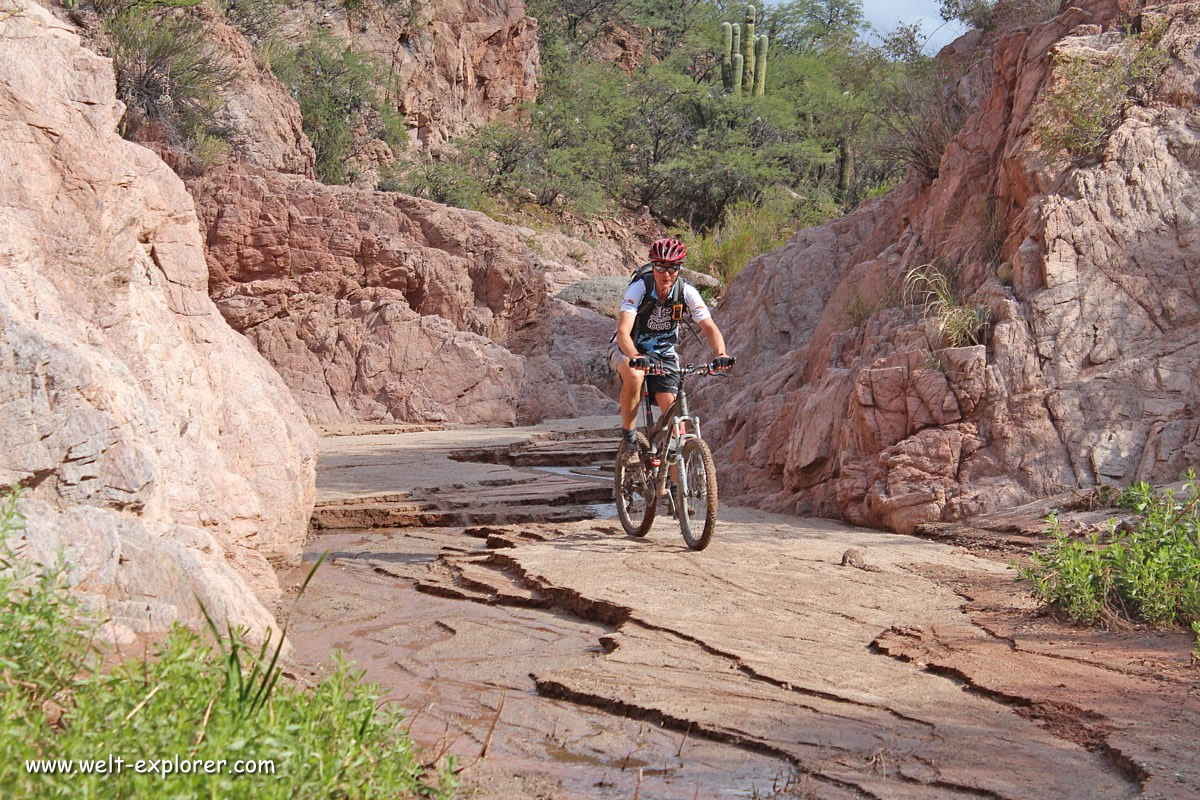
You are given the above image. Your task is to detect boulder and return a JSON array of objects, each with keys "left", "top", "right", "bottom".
[
  {"left": 0, "top": 1, "right": 317, "bottom": 642},
  {"left": 556, "top": 276, "right": 631, "bottom": 319}
]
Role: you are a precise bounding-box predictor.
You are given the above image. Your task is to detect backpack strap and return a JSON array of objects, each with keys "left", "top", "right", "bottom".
[{"left": 610, "top": 265, "right": 694, "bottom": 344}]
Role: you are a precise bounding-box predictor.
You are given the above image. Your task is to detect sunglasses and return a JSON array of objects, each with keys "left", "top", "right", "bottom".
[{"left": 652, "top": 263, "right": 681, "bottom": 274}]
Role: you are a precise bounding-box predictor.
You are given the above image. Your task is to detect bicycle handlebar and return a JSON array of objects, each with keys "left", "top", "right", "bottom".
[{"left": 637, "top": 357, "right": 733, "bottom": 377}]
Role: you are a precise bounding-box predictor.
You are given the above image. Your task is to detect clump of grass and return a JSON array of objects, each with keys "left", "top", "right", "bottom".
[
  {"left": 1017, "top": 470, "right": 1200, "bottom": 656},
  {"left": 970, "top": 198, "right": 1008, "bottom": 268},
  {"left": 902, "top": 264, "right": 991, "bottom": 347},
  {"left": 0, "top": 490, "right": 457, "bottom": 798},
  {"left": 1032, "top": 22, "right": 1171, "bottom": 162},
  {"left": 840, "top": 282, "right": 900, "bottom": 330},
  {"left": 841, "top": 289, "right": 876, "bottom": 328}
]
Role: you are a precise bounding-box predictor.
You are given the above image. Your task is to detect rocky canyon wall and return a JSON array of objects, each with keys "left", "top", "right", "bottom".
[
  {"left": 702, "top": 0, "right": 1200, "bottom": 532},
  {"left": 0, "top": 0, "right": 317, "bottom": 642},
  {"left": 192, "top": 164, "right": 620, "bottom": 426},
  {"left": 171, "top": 0, "right": 626, "bottom": 428},
  {"left": 271, "top": 0, "right": 539, "bottom": 153}
]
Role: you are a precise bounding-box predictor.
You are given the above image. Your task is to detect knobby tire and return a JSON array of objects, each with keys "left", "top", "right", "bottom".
[
  {"left": 678, "top": 438, "right": 718, "bottom": 550},
  {"left": 615, "top": 432, "right": 655, "bottom": 537}
]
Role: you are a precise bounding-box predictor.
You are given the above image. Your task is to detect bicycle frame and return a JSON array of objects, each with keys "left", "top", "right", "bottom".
[{"left": 639, "top": 364, "right": 708, "bottom": 499}]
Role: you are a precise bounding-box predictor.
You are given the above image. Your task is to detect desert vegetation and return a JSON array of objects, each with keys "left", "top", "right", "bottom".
[
  {"left": 380, "top": 0, "right": 981, "bottom": 281},
  {"left": 0, "top": 492, "right": 457, "bottom": 799},
  {"left": 902, "top": 263, "right": 991, "bottom": 348},
  {"left": 74, "top": 0, "right": 1018, "bottom": 282},
  {"left": 1018, "top": 473, "right": 1200, "bottom": 659},
  {"left": 1031, "top": 21, "right": 1170, "bottom": 161}
]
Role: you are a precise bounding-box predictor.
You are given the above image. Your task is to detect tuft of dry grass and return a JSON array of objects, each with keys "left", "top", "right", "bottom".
[{"left": 903, "top": 265, "right": 990, "bottom": 347}]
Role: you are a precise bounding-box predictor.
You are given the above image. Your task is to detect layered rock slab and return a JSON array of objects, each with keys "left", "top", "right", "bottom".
[
  {"left": 0, "top": 1, "right": 317, "bottom": 640},
  {"left": 288, "top": 422, "right": 1197, "bottom": 797},
  {"left": 701, "top": 1, "right": 1200, "bottom": 531}
]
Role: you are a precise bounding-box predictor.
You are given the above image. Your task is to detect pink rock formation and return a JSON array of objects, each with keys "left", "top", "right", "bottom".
[
  {"left": 190, "top": 164, "right": 618, "bottom": 425},
  {"left": 208, "top": 9, "right": 316, "bottom": 177},
  {"left": 702, "top": 0, "right": 1200, "bottom": 532},
  {"left": 0, "top": 1, "right": 317, "bottom": 642},
  {"left": 297, "top": 0, "right": 539, "bottom": 150}
]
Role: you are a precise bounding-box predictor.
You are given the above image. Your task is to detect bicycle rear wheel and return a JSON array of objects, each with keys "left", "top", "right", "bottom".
[
  {"left": 615, "top": 432, "right": 655, "bottom": 537},
  {"left": 678, "top": 438, "right": 718, "bottom": 550}
]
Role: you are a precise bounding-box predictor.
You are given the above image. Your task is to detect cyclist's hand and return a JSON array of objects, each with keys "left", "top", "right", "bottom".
[
  {"left": 712, "top": 355, "right": 736, "bottom": 371},
  {"left": 628, "top": 355, "right": 649, "bottom": 371}
]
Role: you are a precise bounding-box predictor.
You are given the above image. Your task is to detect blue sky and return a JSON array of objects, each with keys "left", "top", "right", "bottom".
[
  {"left": 859, "top": 0, "right": 968, "bottom": 53},
  {"left": 760, "top": 0, "right": 970, "bottom": 54}
]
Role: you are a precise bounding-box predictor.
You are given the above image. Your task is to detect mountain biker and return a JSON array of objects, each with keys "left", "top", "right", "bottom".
[{"left": 610, "top": 237, "right": 735, "bottom": 447}]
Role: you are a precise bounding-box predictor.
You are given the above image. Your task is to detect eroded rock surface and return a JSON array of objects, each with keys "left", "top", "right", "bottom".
[
  {"left": 701, "top": 1, "right": 1200, "bottom": 531},
  {"left": 191, "top": 164, "right": 618, "bottom": 425},
  {"left": 0, "top": 2, "right": 317, "bottom": 641},
  {"left": 286, "top": 423, "right": 1199, "bottom": 798},
  {"left": 341, "top": 0, "right": 540, "bottom": 150}
]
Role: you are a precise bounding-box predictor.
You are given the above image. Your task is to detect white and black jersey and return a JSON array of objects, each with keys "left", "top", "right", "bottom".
[{"left": 619, "top": 279, "right": 711, "bottom": 362}]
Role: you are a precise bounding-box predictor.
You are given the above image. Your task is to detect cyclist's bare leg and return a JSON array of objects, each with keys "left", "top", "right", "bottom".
[{"left": 616, "top": 356, "right": 646, "bottom": 431}]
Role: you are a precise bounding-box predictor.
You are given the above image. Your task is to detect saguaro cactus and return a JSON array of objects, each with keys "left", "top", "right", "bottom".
[
  {"left": 753, "top": 35, "right": 767, "bottom": 97},
  {"left": 722, "top": 22, "right": 743, "bottom": 92},
  {"left": 718, "top": 8, "right": 767, "bottom": 96},
  {"left": 743, "top": 5, "right": 756, "bottom": 93},
  {"left": 721, "top": 22, "right": 732, "bottom": 90}
]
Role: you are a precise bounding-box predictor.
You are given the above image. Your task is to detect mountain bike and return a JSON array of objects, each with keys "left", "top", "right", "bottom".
[{"left": 614, "top": 360, "right": 725, "bottom": 550}]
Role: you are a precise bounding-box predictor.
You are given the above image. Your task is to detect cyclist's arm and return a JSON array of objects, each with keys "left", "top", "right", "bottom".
[
  {"left": 615, "top": 311, "right": 641, "bottom": 359},
  {"left": 697, "top": 317, "right": 728, "bottom": 358}
]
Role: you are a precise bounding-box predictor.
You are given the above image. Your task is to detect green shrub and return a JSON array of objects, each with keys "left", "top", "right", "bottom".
[
  {"left": 868, "top": 47, "right": 967, "bottom": 183},
  {"left": 105, "top": 6, "right": 234, "bottom": 145},
  {"left": 1018, "top": 520, "right": 1114, "bottom": 623},
  {"left": 181, "top": 130, "right": 232, "bottom": 174},
  {"left": 996, "top": 0, "right": 1066, "bottom": 26},
  {"left": 268, "top": 29, "right": 404, "bottom": 184},
  {"left": 380, "top": 157, "right": 487, "bottom": 210},
  {"left": 1018, "top": 470, "right": 1200, "bottom": 652},
  {"left": 213, "top": 0, "right": 281, "bottom": 43},
  {"left": 0, "top": 493, "right": 457, "bottom": 799},
  {"left": 1032, "top": 24, "right": 1170, "bottom": 161},
  {"left": 939, "top": 0, "right": 996, "bottom": 31}
]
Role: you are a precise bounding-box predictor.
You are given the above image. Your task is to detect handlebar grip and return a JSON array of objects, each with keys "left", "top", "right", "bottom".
[{"left": 711, "top": 355, "right": 736, "bottom": 371}]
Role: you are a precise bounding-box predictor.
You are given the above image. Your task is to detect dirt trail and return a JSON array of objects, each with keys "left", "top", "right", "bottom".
[{"left": 282, "top": 421, "right": 1199, "bottom": 799}]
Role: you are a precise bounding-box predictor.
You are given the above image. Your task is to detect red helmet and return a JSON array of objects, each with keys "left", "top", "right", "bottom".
[{"left": 649, "top": 237, "right": 686, "bottom": 264}]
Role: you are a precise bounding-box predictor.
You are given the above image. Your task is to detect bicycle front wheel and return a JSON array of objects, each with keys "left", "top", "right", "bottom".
[
  {"left": 678, "top": 438, "right": 718, "bottom": 550},
  {"left": 615, "top": 432, "right": 655, "bottom": 537}
]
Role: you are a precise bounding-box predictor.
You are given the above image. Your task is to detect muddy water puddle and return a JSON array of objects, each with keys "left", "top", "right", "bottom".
[{"left": 285, "top": 532, "right": 797, "bottom": 799}]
